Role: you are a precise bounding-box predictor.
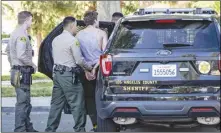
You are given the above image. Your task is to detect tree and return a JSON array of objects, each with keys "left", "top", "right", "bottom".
[
  {"left": 2, "top": 2, "right": 14, "bottom": 15},
  {"left": 21, "top": 1, "right": 95, "bottom": 51},
  {"left": 192, "top": 1, "right": 214, "bottom": 8},
  {"left": 1, "top": 32, "right": 10, "bottom": 39},
  {"left": 122, "top": 1, "right": 139, "bottom": 15},
  {"left": 160, "top": 1, "right": 178, "bottom": 7},
  {"left": 2, "top": 2, "right": 14, "bottom": 19},
  {"left": 97, "top": 1, "right": 121, "bottom": 21},
  {"left": 214, "top": 1, "right": 220, "bottom": 15}
]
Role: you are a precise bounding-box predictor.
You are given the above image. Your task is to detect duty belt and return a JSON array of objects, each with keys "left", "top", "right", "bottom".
[
  {"left": 12, "top": 65, "right": 21, "bottom": 70},
  {"left": 12, "top": 65, "right": 32, "bottom": 70},
  {"left": 54, "top": 64, "right": 75, "bottom": 73}
]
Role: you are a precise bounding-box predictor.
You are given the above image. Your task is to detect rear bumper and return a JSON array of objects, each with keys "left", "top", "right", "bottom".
[{"left": 97, "top": 100, "right": 220, "bottom": 120}]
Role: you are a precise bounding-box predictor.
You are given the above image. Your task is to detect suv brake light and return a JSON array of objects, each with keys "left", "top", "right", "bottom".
[
  {"left": 155, "top": 20, "right": 176, "bottom": 23},
  {"left": 100, "top": 54, "right": 112, "bottom": 76},
  {"left": 191, "top": 107, "right": 214, "bottom": 112},
  {"left": 115, "top": 107, "right": 139, "bottom": 113}
]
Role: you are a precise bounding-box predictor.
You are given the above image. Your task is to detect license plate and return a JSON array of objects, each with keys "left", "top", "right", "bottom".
[{"left": 152, "top": 64, "right": 177, "bottom": 77}]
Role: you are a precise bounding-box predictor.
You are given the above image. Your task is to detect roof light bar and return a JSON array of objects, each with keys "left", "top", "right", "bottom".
[{"left": 134, "top": 8, "right": 217, "bottom": 15}]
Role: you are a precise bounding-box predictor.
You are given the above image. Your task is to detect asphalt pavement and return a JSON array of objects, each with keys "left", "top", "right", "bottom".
[
  {"left": 1, "top": 97, "right": 219, "bottom": 132},
  {"left": 2, "top": 112, "right": 219, "bottom": 132}
]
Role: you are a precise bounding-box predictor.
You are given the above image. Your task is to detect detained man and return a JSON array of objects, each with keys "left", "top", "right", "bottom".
[{"left": 76, "top": 10, "right": 108, "bottom": 131}]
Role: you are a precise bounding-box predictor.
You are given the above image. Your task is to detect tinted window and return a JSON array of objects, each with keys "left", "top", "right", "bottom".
[{"left": 111, "top": 20, "right": 219, "bottom": 49}]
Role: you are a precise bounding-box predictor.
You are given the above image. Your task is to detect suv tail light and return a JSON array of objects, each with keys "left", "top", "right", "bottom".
[
  {"left": 211, "top": 53, "right": 221, "bottom": 75},
  {"left": 115, "top": 107, "right": 139, "bottom": 113},
  {"left": 100, "top": 54, "right": 112, "bottom": 76},
  {"left": 155, "top": 20, "right": 176, "bottom": 23}
]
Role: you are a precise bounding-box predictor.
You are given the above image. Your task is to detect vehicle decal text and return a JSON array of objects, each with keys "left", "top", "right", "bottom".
[
  {"left": 114, "top": 80, "right": 158, "bottom": 85},
  {"left": 122, "top": 86, "right": 150, "bottom": 91}
]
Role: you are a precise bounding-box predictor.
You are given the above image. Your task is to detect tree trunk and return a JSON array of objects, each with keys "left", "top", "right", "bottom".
[
  {"left": 36, "top": 32, "right": 42, "bottom": 55},
  {"left": 97, "top": 1, "right": 121, "bottom": 21}
]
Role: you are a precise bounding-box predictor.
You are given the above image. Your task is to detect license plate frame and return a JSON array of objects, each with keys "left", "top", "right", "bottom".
[{"left": 152, "top": 64, "right": 177, "bottom": 77}]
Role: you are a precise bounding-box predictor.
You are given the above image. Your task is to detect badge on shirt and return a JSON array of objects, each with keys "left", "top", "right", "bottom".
[
  {"left": 20, "top": 37, "right": 27, "bottom": 43},
  {"left": 75, "top": 39, "right": 80, "bottom": 47}
]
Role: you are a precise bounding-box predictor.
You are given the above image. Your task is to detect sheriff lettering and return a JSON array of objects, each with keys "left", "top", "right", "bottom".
[{"left": 123, "top": 86, "right": 150, "bottom": 91}]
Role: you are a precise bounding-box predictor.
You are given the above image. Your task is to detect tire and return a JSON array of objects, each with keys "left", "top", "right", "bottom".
[
  {"left": 216, "top": 124, "right": 220, "bottom": 131},
  {"left": 97, "top": 116, "right": 120, "bottom": 132}
]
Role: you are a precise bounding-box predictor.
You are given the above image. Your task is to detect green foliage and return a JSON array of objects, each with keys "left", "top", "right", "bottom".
[
  {"left": 21, "top": 1, "right": 96, "bottom": 39},
  {"left": 1, "top": 33, "right": 10, "bottom": 39},
  {"left": 22, "top": 1, "right": 56, "bottom": 37},
  {"left": 2, "top": 82, "right": 53, "bottom": 97},
  {"left": 214, "top": 1, "right": 220, "bottom": 15},
  {"left": 182, "top": 1, "right": 220, "bottom": 19},
  {"left": 122, "top": 1, "right": 139, "bottom": 15},
  {"left": 2, "top": 2, "right": 14, "bottom": 16},
  {"left": 4, "top": 1, "right": 219, "bottom": 42},
  {"left": 74, "top": 1, "right": 96, "bottom": 19},
  {"left": 1, "top": 72, "right": 50, "bottom": 81},
  {"left": 163, "top": 1, "right": 178, "bottom": 7}
]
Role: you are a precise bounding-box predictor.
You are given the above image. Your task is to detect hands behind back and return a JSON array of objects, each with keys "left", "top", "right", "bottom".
[{"left": 85, "top": 70, "right": 96, "bottom": 81}]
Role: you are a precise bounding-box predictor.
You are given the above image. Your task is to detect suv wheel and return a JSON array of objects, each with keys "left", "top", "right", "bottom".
[{"left": 97, "top": 116, "right": 120, "bottom": 132}]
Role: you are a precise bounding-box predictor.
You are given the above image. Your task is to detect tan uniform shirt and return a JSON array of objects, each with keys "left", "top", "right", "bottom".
[
  {"left": 7, "top": 26, "right": 34, "bottom": 67},
  {"left": 52, "top": 30, "right": 92, "bottom": 71}
]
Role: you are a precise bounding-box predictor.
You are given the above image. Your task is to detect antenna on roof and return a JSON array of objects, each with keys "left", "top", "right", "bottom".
[
  {"left": 139, "top": 8, "right": 145, "bottom": 15},
  {"left": 196, "top": 8, "right": 202, "bottom": 14}
]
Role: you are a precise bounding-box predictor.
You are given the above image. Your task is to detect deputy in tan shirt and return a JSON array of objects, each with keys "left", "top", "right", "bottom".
[
  {"left": 45, "top": 16, "right": 92, "bottom": 132},
  {"left": 52, "top": 29, "right": 91, "bottom": 70},
  {"left": 7, "top": 11, "right": 38, "bottom": 132}
]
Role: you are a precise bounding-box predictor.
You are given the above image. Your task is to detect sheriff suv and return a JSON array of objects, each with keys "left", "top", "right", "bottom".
[
  {"left": 95, "top": 8, "right": 220, "bottom": 131},
  {"left": 38, "top": 8, "right": 220, "bottom": 132}
]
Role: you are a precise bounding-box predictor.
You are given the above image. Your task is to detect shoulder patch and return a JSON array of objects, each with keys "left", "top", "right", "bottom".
[
  {"left": 20, "top": 37, "right": 27, "bottom": 43},
  {"left": 75, "top": 39, "right": 80, "bottom": 47}
]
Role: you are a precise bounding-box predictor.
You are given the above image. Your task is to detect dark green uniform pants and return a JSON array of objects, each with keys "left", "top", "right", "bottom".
[
  {"left": 14, "top": 84, "right": 35, "bottom": 132},
  {"left": 45, "top": 71, "right": 86, "bottom": 132}
]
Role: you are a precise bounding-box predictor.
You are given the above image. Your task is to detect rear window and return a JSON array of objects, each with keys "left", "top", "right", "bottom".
[{"left": 111, "top": 20, "right": 219, "bottom": 49}]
